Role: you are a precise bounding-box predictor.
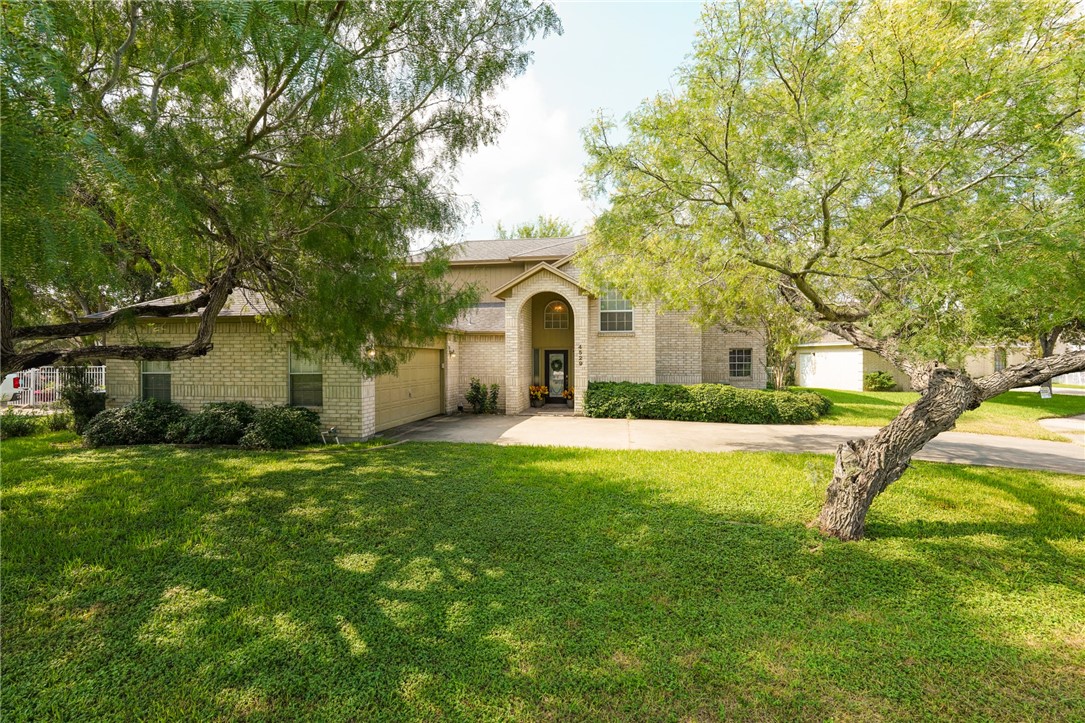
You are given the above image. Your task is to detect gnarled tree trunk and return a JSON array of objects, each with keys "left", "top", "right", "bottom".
[{"left": 815, "top": 350, "right": 1085, "bottom": 541}]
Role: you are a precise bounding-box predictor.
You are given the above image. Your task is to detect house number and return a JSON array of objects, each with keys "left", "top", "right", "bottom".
[{"left": 577, "top": 344, "right": 583, "bottom": 366}]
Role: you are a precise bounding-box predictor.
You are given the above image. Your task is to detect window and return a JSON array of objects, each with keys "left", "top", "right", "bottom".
[
  {"left": 994, "top": 348, "right": 1007, "bottom": 372},
  {"left": 141, "top": 361, "right": 172, "bottom": 402},
  {"left": 599, "top": 289, "right": 634, "bottom": 332},
  {"left": 544, "top": 300, "right": 569, "bottom": 329},
  {"left": 289, "top": 346, "right": 323, "bottom": 407},
  {"left": 728, "top": 349, "right": 752, "bottom": 378}
]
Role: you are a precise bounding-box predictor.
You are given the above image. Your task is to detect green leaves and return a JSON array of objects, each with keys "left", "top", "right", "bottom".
[
  {"left": 582, "top": 0, "right": 1085, "bottom": 364},
  {"left": 2, "top": 0, "right": 561, "bottom": 366}
]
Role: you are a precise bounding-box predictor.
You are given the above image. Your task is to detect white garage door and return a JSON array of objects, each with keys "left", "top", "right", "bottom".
[
  {"left": 797, "top": 349, "right": 863, "bottom": 391},
  {"left": 375, "top": 349, "right": 443, "bottom": 431}
]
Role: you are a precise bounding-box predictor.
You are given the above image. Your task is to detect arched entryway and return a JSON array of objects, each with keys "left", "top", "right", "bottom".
[
  {"left": 499, "top": 265, "right": 590, "bottom": 414},
  {"left": 528, "top": 292, "right": 574, "bottom": 404}
]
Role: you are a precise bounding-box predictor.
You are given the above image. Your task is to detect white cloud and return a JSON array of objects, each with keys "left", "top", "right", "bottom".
[{"left": 453, "top": 71, "right": 593, "bottom": 239}]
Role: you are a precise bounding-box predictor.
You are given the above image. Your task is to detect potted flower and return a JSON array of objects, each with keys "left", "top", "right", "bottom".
[
  {"left": 529, "top": 385, "right": 548, "bottom": 407},
  {"left": 562, "top": 387, "right": 574, "bottom": 408}
]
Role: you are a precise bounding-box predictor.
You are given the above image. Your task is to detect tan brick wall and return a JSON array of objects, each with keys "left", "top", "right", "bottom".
[
  {"left": 862, "top": 350, "right": 912, "bottom": 391},
  {"left": 656, "top": 309, "right": 703, "bottom": 384},
  {"left": 105, "top": 319, "right": 375, "bottom": 439},
  {"left": 701, "top": 326, "right": 768, "bottom": 389},
  {"left": 587, "top": 298, "right": 657, "bottom": 383},
  {"left": 448, "top": 333, "right": 507, "bottom": 412}
]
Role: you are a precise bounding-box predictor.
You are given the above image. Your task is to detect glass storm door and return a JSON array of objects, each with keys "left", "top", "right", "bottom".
[{"left": 546, "top": 350, "right": 568, "bottom": 402}]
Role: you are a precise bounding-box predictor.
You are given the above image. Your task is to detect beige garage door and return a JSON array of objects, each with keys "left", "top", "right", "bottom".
[{"left": 375, "top": 348, "right": 443, "bottom": 431}]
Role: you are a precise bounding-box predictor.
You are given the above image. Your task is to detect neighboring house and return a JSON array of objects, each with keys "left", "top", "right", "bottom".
[
  {"left": 99, "top": 235, "right": 767, "bottom": 438},
  {"left": 796, "top": 333, "right": 913, "bottom": 391},
  {"left": 796, "top": 333, "right": 1044, "bottom": 392}
]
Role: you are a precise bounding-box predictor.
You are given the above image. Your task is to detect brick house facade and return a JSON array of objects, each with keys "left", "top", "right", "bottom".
[{"left": 101, "top": 235, "right": 768, "bottom": 438}]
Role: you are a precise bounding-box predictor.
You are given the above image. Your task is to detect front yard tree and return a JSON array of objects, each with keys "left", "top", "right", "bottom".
[
  {"left": 1, "top": 0, "right": 560, "bottom": 375},
  {"left": 581, "top": 0, "right": 1085, "bottom": 540}
]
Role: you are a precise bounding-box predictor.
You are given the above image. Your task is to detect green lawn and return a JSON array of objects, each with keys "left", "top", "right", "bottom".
[
  {"left": 3, "top": 435, "right": 1084, "bottom": 721},
  {"left": 811, "top": 388, "right": 1085, "bottom": 441}
]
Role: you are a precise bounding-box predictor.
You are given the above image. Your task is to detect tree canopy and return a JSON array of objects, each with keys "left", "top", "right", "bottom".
[
  {"left": 1, "top": 0, "right": 561, "bottom": 374},
  {"left": 580, "top": 0, "right": 1085, "bottom": 539},
  {"left": 582, "top": 0, "right": 1084, "bottom": 368},
  {"left": 495, "top": 214, "right": 577, "bottom": 238}
]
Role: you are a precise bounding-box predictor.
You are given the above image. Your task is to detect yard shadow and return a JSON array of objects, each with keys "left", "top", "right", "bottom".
[{"left": 3, "top": 441, "right": 1083, "bottom": 721}]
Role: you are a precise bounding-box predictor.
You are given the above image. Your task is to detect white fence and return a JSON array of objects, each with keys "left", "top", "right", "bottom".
[{"left": 7, "top": 366, "right": 106, "bottom": 407}]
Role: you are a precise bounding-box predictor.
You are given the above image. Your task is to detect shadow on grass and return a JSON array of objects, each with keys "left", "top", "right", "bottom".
[{"left": 2, "top": 438, "right": 1083, "bottom": 721}]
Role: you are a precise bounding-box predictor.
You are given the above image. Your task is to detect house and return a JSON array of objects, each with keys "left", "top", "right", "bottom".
[
  {"left": 101, "top": 235, "right": 767, "bottom": 439},
  {"left": 795, "top": 332, "right": 1040, "bottom": 392}
]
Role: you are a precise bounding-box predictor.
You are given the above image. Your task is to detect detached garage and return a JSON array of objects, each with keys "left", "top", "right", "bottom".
[
  {"left": 796, "top": 334, "right": 911, "bottom": 391},
  {"left": 375, "top": 347, "right": 444, "bottom": 431}
]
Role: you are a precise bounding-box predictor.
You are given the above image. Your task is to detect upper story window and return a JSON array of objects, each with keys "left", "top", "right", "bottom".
[
  {"left": 289, "top": 346, "right": 323, "bottom": 407},
  {"left": 599, "top": 289, "right": 634, "bottom": 332},
  {"left": 729, "top": 348, "right": 752, "bottom": 378},
  {"left": 544, "top": 300, "right": 569, "bottom": 329},
  {"left": 141, "top": 360, "right": 172, "bottom": 402}
]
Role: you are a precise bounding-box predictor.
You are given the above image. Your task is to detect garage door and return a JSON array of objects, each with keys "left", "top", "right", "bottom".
[
  {"left": 375, "top": 348, "right": 443, "bottom": 431},
  {"left": 797, "top": 349, "right": 863, "bottom": 391}
]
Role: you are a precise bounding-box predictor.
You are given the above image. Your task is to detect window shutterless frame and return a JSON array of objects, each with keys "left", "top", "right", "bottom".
[
  {"left": 728, "top": 348, "right": 752, "bottom": 378},
  {"left": 599, "top": 288, "right": 634, "bottom": 332},
  {"left": 141, "top": 360, "right": 172, "bottom": 402},
  {"left": 289, "top": 346, "right": 323, "bottom": 407}
]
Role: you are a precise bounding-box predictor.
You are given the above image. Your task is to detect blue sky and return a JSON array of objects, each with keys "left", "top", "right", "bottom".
[{"left": 453, "top": 1, "right": 705, "bottom": 240}]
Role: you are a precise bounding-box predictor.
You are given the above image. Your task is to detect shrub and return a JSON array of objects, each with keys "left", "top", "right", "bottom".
[
  {"left": 83, "top": 399, "right": 188, "bottom": 447},
  {"left": 45, "top": 411, "right": 73, "bottom": 432},
  {"left": 0, "top": 409, "right": 40, "bottom": 439},
  {"left": 202, "top": 401, "right": 259, "bottom": 428},
  {"left": 465, "top": 378, "right": 500, "bottom": 414},
  {"left": 864, "top": 371, "right": 898, "bottom": 392},
  {"left": 172, "top": 407, "right": 246, "bottom": 445},
  {"left": 239, "top": 405, "right": 322, "bottom": 449},
  {"left": 584, "top": 382, "right": 832, "bottom": 425},
  {"left": 59, "top": 366, "right": 107, "bottom": 433}
]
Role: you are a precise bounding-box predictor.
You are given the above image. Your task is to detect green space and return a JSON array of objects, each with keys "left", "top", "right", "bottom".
[
  {"left": 3, "top": 434, "right": 1083, "bottom": 721},
  {"left": 810, "top": 389, "right": 1085, "bottom": 441}
]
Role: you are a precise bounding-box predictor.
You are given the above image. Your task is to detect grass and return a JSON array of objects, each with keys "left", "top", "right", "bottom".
[
  {"left": 810, "top": 388, "right": 1085, "bottom": 441},
  {"left": 3, "top": 433, "right": 1084, "bottom": 721}
]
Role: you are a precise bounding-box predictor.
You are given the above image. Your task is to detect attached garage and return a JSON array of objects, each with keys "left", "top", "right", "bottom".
[
  {"left": 375, "top": 348, "right": 444, "bottom": 431},
  {"left": 797, "top": 347, "right": 864, "bottom": 391}
]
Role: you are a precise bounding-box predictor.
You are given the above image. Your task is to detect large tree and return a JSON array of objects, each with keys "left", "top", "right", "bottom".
[
  {"left": 1, "top": 0, "right": 560, "bottom": 375},
  {"left": 581, "top": 0, "right": 1085, "bottom": 540}
]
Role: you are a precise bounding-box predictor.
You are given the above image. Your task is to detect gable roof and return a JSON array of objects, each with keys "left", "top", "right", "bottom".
[
  {"left": 447, "top": 235, "right": 586, "bottom": 264},
  {"left": 490, "top": 262, "right": 589, "bottom": 300}
]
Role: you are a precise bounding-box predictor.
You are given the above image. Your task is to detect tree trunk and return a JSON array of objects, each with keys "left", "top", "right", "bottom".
[
  {"left": 815, "top": 348, "right": 1085, "bottom": 541},
  {"left": 816, "top": 367, "right": 979, "bottom": 540}
]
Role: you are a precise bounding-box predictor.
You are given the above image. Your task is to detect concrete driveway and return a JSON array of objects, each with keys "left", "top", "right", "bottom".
[{"left": 385, "top": 414, "right": 1085, "bottom": 475}]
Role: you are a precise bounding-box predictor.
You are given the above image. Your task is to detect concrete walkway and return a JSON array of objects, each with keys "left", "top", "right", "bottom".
[{"left": 386, "top": 414, "right": 1085, "bottom": 475}]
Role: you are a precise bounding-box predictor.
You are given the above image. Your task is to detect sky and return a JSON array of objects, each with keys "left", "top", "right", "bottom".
[{"left": 452, "top": 1, "right": 705, "bottom": 241}]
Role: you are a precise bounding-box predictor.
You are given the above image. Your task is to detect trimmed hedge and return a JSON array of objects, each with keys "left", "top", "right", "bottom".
[
  {"left": 1, "top": 409, "right": 40, "bottom": 439},
  {"left": 83, "top": 399, "right": 189, "bottom": 447},
  {"left": 584, "top": 382, "right": 832, "bottom": 425}
]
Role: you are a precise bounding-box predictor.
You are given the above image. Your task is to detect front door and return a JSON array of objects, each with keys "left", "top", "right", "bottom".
[{"left": 545, "top": 350, "right": 568, "bottom": 403}]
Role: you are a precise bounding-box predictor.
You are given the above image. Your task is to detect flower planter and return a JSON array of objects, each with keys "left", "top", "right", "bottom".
[
  {"left": 531, "top": 399, "right": 545, "bottom": 408},
  {"left": 565, "top": 399, "right": 574, "bottom": 409}
]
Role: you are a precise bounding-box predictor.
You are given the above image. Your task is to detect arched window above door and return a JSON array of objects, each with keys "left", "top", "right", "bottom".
[{"left": 544, "top": 300, "right": 569, "bottom": 329}]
